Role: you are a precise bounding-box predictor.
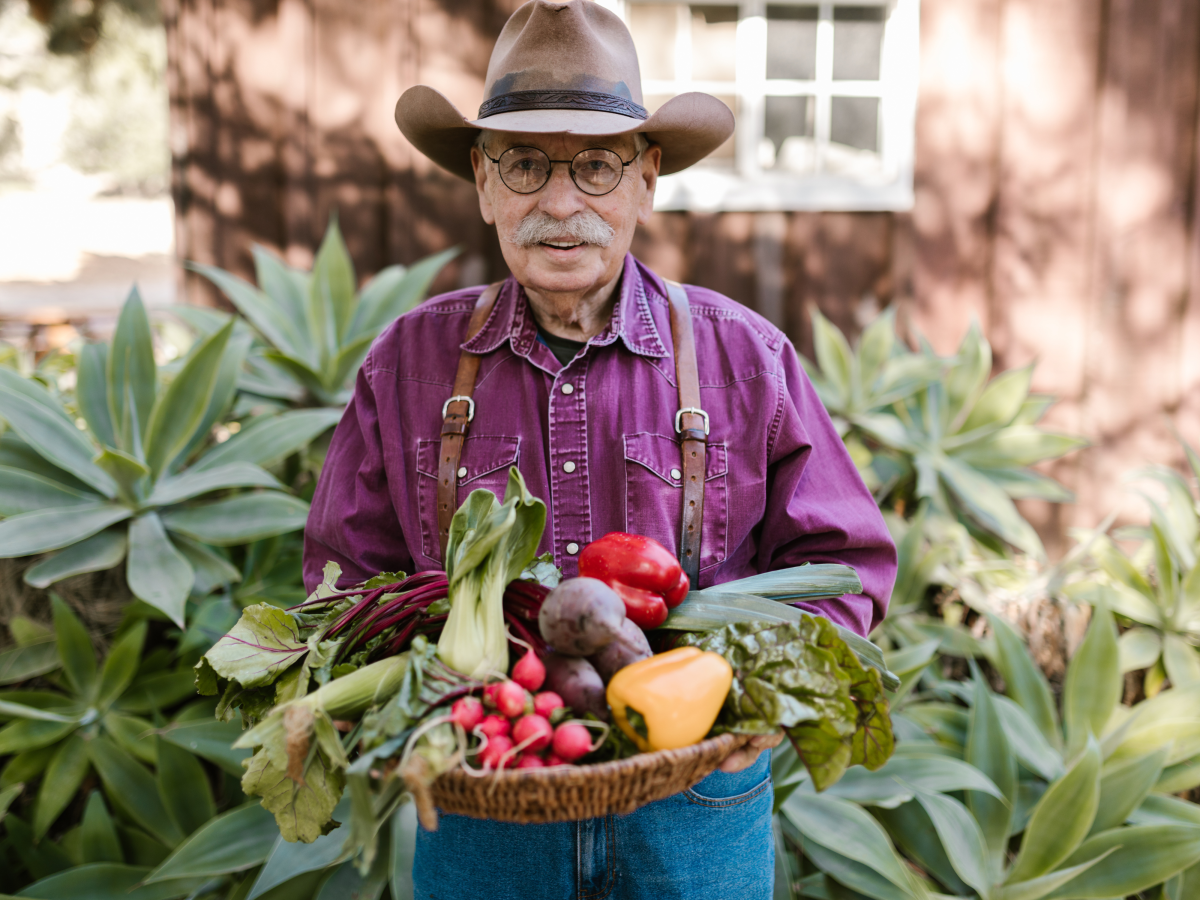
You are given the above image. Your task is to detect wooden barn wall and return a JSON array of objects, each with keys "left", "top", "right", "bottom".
[{"left": 164, "top": 0, "right": 1200, "bottom": 551}]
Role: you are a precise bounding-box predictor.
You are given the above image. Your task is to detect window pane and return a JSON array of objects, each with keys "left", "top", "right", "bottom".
[
  {"left": 832, "top": 6, "right": 884, "bottom": 80},
  {"left": 766, "top": 6, "right": 818, "bottom": 80},
  {"left": 691, "top": 5, "right": 738, "bottom": 82},
  {"left": 830, "top": 96, "right": 879, "bottom": 151},
  {"left": 763, "top": 96, "right": 816, "bottom": 172},
  {"left": 628, "top": 4, "right": 680, "bottom": 81}
]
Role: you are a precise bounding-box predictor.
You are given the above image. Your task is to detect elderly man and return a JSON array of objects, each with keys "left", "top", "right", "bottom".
[{"left": 303, "top": 1, "right": 896, "bottom": 897}]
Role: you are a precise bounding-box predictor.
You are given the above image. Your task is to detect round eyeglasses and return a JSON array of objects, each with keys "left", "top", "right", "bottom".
[{"left": 481, "top": 145, "right": 641, "bottom": 196}]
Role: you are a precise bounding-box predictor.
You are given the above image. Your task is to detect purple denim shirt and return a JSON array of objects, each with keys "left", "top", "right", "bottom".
[{"left": 303, "top": 255, "right": 895, "bottom": 635}]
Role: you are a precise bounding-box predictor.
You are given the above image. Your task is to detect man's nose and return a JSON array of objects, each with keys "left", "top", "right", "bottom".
[{"left": 536, "top": 163, "right": 588, "bottom": 219}]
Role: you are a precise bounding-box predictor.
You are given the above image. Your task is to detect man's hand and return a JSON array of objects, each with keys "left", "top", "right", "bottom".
[{"left": 718, "top": 732, "right": 785, "bottom": 773}]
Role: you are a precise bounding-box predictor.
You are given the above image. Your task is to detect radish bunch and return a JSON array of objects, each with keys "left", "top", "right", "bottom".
[{"left": 449, "top": 648, "right": 607, "bottom": 771}]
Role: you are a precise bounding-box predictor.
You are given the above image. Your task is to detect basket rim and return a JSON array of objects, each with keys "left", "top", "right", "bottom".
[{"left": 434, "top": 731, "right": 751, "bottom": 787}]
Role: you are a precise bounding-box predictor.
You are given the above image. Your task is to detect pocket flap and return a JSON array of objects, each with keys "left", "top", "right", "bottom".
[
  {"left": 623, "top": 433, "right": 727, "bottom": 486},
  {"left": 417, "top": 435, "right": 521, "bottom": 484}
]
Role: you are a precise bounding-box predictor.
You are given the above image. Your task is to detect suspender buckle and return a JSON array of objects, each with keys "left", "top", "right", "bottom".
[
  {"left": 675, "top": 407, "right": 709, "bottom": 436},
  {"left": 442, "top": 395, "right": 475, "bottom": 422}
]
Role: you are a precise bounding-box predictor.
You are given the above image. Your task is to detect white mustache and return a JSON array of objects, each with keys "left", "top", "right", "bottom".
[{"left": 508, "top": 210, "right": 616, "bottom": 249}]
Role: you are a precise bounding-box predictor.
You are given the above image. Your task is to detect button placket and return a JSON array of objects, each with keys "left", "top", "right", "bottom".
[{"left": 549, "top": 357, "right": 591, "bottom": 573}]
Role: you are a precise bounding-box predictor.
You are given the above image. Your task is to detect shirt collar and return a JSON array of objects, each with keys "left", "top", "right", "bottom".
[{"left": 460, "top": 254, "right": 669, "bottom": 360}]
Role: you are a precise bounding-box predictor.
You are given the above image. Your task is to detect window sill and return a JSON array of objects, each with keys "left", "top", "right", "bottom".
[{"left": 652, "top": 167, "right": 915, "bottom": 213}]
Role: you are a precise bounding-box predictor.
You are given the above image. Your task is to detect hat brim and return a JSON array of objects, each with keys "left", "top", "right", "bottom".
[{"left": 395, "top": 85, "right": 734, "bottom": 181}]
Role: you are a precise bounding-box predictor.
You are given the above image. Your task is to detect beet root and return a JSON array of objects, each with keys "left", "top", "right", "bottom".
[
  {"left": 542, "top": 653, "right": 609, "bottom": 721},
  {"left": 589, "top": 617, "right": 653, "bottom": 683},
  {"left": 538, "top": 577, "right": 625, "bottom": 656}
]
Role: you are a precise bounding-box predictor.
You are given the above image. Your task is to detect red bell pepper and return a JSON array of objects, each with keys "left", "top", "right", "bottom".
[{"left": 578, "top": 532, "right": 689, "bottom": 629}]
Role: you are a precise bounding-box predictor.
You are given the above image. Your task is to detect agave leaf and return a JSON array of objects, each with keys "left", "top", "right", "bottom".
[
  {"left": 955, "top": 427, "right": 1087, "bottom": 469},
  {"left": 187, "top": 262, "right": 310, "bottom": 363},
  {"left": 327, "top": 332, "right": 377, "bottom": 393},
  {"left": 0, "top": 464, "right": 98, "bottom": 515},
  {"left": 1090, "top": 747, "right": 1167, "bottom": 834},
  {"left": 959, "top": 364, "right": 1032, "bottom": 434},
  {"left": 978, "top": 467, "right": 1074, "bottom": 503},
  {"left": 89, "top": 735, "right": 185, "bottom": 846},
  {"left": 107, "top": 288, "right": 157, "bottom": 452},
  {"left": 173, "top": 329, "right": 253, "bottom": 470},
  {"left": 94, "top": 447, "right": 150, "bottom": 502},
  {"left": 23, "top": 528, "right": 128, "bottom": 589},
  {"left": 0, "top": 369, "right": 117, "bottom": 497},
  {"left": 310, "top": 217, "right": 357, "bottom": 345},
  {"left": 1117, "top": 626, "right": 1162, "bottom": 673},
  {"left": 80, "top": 791, "right": 123, "bottom": 864},
  {"left": 987, "top": 612, "right": 1061, "bottom": 748},
  {"left": 148, "top": 462, "right": 282, "bottom": 507},
  {"left": 160, "top": 492, "right": 309, "bottom": 546},
  {"left": 811, "top": 310, "right": 855, "bottom": 403},
  {"left": 77, "top": 343, "right": 116, "bottom": 449},
  {"left": 1047, "top": 824, "right": 1200, "bottom": 899},
  {"left": 0, "top": 502, "right": 132, "bottom": 558},
  {"left": 252, "top": 245, "right": 310, "bottom": 330},
  {"left": 912, "top": 788, "right": 991, "bottom": 898},
  {"left": 944, "top": 320, "right": 991, "bottom": 431},
  {"left": 993, "top": 696, "right": 1064, "bottom": 781},
  {"left": 192, "top": 408, "right": 343, "bottom": 472},
  {"left": 143, "top": 321, "right": 233, "bottom": 478},
  {"left": 937, "top": 455, "right": 1044, "bottom": 558},
  {"left": 126, "top": 514, "right": 194, "bottom": 627},
  {"left": 349, "top": 247, "right": 460, "bottom": 341},
  {"left": 989, "top": 851, "right": 1114, "bottom": 900},
  {"left": 1006, "top": 737, "right": 1101, "bottom": 884},
  {"left": 32, "top": 734, "right": 89, "bottom": 841},
  {"left": 145, "top": 801, "right": 277, "bottom": 882},
  {"left": 966, "top": 672, "right": 1016, "bottom": 879},
  {"left": 1062, "top": 606, "right": 1120, "bottom": 754},
  {"left": 97, "top": 621, "right": 147, "bottom": 709},
  {"left": 1162, "top": 633, "right": 1200, "bottom": 688}
]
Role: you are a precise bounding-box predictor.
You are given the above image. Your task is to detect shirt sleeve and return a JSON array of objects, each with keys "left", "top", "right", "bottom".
[
  {"left": 303, "top": 355, "right": 414, "bottom": 593},
  {"left": 755, "top": 342, "right": 897, "bottom": 636}
]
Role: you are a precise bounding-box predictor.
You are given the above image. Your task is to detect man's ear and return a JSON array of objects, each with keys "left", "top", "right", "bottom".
[
  {"left": 636, "top": 143, "right": 662, "bottom": 226},
  {"left": 471, "top": 146, "right": 495, "bottom": 225}
]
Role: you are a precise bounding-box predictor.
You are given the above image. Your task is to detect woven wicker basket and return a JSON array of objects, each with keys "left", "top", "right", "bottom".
[{"left": 425, "top": 733, "right": 750, "bottom": 824}]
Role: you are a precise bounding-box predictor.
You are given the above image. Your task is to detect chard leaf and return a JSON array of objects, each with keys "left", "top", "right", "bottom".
[
  {"left": 686, "top": 615, "right": 895, "bottom": 790},
  {"left": 198, "top": 604, "right": 306, "bottom": 690}
]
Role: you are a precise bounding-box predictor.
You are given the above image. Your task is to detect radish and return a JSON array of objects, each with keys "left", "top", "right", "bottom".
[
  {"left": 552, "top": 721, "right": 594, "bottom": 762},
  {"left": 515, "top": 753, "right": 546, "bottom": 769},
  {"left": 495, "top": 680, "right": 530, "bottom": 718},
  {"left": 533, "top": 691, "right": 564, "bottom": 719},
  {"left": 478, "top": 714, "right": 510, "bottom": 740},
  {"left": 512, "top": 648, "right": 546, "bottom": 691},
  {"left": 479, "top": 735, "right": 514, "bottom": 769},
  {"left": 544, "top": 752, "right": 568, "bottom": 767},
  {"left": 483, "top": 682, "right": 504, "bottom": 708},
  {"left": 512, "top": 714, "right": 553, "bottom": 753},
  {"left": 451, "top": 696, "right": 484, "bottom": 732}
]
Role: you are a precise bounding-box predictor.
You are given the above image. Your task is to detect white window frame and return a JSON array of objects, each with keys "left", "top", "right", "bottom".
[{"left": 599, "top": 0, "right": 920, "bottom": 212}]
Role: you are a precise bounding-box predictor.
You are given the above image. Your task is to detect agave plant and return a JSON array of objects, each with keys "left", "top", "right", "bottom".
[
  {"left": 189, "top": 218, "right": 458, "bottom": 408},
  {"left": 0, "top": 290, "right": 321, "bottom": 625},
  {"left": 1068, "top": 440, "right": 1200, "bottom": 697},
  {"left": 806, "top": 312, "right": 1087, "bottom": 558},
  {"left": 0, "top": 600, "right": 207, "bottom": 851},
  {"left": 775, "top": 604, "right": 1200, "bottom": 899}
]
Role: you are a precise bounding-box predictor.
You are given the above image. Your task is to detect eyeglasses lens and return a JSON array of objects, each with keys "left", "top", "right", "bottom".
[
  {"left": 498, "top": 148, "right": 551, "bottom": 193},
  {"left": 571, "top": 150, "right": 623, "bottom": 194},
  {"left": 497, "top": 147, "right": 624, "bottom": 195}
]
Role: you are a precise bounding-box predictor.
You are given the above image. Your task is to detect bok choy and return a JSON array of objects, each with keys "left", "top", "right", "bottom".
[{"left": 437, "top": 468, "right": 546, "bottom": 678}]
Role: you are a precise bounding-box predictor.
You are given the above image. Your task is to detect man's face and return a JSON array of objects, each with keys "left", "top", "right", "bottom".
[{"left": 471, "top": 132, "right": 661, "bottom": 296}]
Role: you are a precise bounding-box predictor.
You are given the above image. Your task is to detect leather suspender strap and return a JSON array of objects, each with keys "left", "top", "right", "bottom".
[
  {"left": 437, "top": 282, "right": 504, "bottom": 560},
  {"left": 664, "top": 280, "right": 707, "bottom": 587}
]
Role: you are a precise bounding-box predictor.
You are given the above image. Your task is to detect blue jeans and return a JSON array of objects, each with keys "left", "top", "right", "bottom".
[{"left": 413, "top": 751, "right": 774, "bottom": 900}]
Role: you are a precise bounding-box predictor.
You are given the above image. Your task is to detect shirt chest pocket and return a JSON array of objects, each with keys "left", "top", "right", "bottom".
[
  {"left": 623, "top": 432, "right": 727, "bottom": 581},
  {"left": 416, "top": 435, "right": 521, "bottom": 563}
]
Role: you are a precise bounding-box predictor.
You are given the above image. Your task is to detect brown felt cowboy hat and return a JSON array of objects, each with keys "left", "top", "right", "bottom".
[{"left": 395, "top": 0, "right": 735, "bottom": 181}]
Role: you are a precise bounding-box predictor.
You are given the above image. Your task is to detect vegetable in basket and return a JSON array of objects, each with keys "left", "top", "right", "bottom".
[
  {"left": 438, "top": 469, "right": 547, "bottom": 677},
  {"left": 607, "top": 647, "right": 733, "bottom": 751},
  {"left": 578, "top": 532, "right": 689, "bottom": 628}
]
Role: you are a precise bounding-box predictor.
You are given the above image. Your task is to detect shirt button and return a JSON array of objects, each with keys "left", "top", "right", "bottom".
[
  {"left": 563, "top": 461, "right": 577, "bottom": 474},
  {"left": 561, "top": 383, "right": 574, "bottom": 394},
  {"left": 670, "top": 468, "right": 682, "bottom": 480},
  {"left": 457, "top": 466, "right": 467, "bottom": 478},
  {"left": 566, "top": 542, "right": 580, "bottom": 555}
]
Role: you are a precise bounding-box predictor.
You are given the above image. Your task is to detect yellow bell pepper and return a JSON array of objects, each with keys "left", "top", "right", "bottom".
[{"left": 606, "top": 647, "right": 733, "bottom": 752}]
